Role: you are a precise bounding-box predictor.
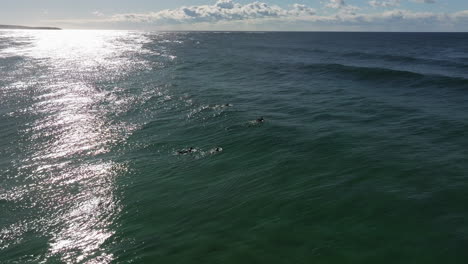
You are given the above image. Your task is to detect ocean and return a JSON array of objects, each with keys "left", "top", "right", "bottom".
[{"left": 1, "top": 30, "right": 468, "bottom": 263}]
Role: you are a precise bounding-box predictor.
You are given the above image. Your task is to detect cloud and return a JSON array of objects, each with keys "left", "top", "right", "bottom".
[
  {"left": 369, "top": 0, "right": 400, "bottom": 7},
  {"left": 411, "top": 0, "right": 436, "bottom": 3},
  {"left": 325, "top": 0, "right": 347, "bottom": 9},
  {"left": 369, "top": 0, "right": 434, "bottom": 8},
  {"left": 44, "top": 0, "right": 468, "bottom": 32},
  {"left": 92, "top": 11, "right": 104, "bottom": 17},
  {"left": 324, "top": 0, "right": 360, "bottom": 14},
  {"left": 289, "top": 4, "right": 317, "bottom": 16},
  {"left": 106, "top": 5, "right": 468, "bottom": 29},
  {"left": 111, "top": 0, "right": 316, "bottom": 24},
  {"left": 216, "top": 0, "right": 235, "bottom": 9}
]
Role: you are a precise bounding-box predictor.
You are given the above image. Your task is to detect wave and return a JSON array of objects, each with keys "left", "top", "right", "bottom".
[
  {"left": 341, "top": 51, "right": 468, "bottom": 69},
  {"left": 306, "top": 63, "right": 421, "bottom": 78},
  {"left": 294, "top": 63, "right": 468, "bottom": 87},
  {"left": 249, "top": 44, "right": 468, "bottom": 70}
]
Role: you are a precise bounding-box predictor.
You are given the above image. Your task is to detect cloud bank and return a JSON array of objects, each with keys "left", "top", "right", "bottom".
[
  {"left": 49, "top": 0, "right": 468, "bottom": 31},
  {"left": 111, "top": 0, "right": 316, "bottom": 24}
]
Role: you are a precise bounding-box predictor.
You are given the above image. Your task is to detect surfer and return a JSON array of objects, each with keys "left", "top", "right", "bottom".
[
  {"left": 246, "top": 116, "right": 265, "bottom": 126},
  {"left": 212, "top": 103, "right": 232, "bottom": 109},
  {"left": 177, "top": 147, "right": 196, "bottom": 155},
  {"left": 209, "top": 147, "right": 223, "bottom": 154}
]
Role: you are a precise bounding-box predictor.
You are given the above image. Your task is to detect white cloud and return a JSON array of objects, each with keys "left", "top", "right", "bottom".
[
  {"left": 290, "top": 4, "right": 317, "bottom": 16},
  {"left": 369, "top": 0, "right": 400, "bottom": 7},
  {"left": 369, "top": 0, "right": 435, "bottom": 8},
  {"left": 44, "top": 0, "right": 468, "bottom": 32},
  {"left": 110, "top": 1, "right": 316, "bottom": 24},
  {"left": 216, "top": 0, "right": 235, "bottom": 9},
  {"left": 326, "top": 0, "right": 347, "bottom": 9},
  {"left": 411, "top": 0, "right": 436, "bottom": 3},
  {"left": 92, "top": 11, "right": 104, "bottom": 17},
  {"left": 324, "top": 0, "right": 360, "bottom": 15}
]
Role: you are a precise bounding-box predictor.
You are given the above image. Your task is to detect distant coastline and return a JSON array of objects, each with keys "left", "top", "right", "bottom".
[{"left": 0, "top": 24, "right": 61, "bottom": 30}]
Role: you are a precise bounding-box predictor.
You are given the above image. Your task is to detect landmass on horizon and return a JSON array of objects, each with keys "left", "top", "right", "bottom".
[{"left": 0, "top": 24, "right": 61, "bottom": 30}]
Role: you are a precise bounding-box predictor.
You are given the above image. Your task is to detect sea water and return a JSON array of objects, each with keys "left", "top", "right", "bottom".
[{"left": 1, "top": 30, "right": 468, "bottom": 263}]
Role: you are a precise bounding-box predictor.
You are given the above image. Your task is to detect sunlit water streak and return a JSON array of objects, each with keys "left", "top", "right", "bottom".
[{"left": 0, "top": 30, "right": 158, "bottom": 263}]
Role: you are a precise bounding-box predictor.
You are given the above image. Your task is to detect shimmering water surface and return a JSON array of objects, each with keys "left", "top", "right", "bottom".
[{"left": 1, "top": 30, "right": 468, "bottom": 263}]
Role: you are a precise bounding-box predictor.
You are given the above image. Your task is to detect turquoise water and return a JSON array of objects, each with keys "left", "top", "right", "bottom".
[{"left": 1, "top": 30, "right": 468, "bottom": 263}]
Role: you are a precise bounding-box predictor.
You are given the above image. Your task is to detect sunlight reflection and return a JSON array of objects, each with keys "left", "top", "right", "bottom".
[{"left": 0, "top": 30, "right": 150, "bottom": 263}]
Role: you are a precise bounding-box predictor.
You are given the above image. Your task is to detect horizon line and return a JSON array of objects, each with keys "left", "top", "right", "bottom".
[{"left": 2, "top": 27, "right": 468, "bottom": 34}]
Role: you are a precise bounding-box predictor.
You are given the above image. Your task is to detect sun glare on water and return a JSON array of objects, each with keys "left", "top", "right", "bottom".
[{"left": 0, "top": 30, "right": 151, "bottom": 263}]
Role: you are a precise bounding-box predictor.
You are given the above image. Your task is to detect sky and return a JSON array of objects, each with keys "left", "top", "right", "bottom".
[{"left": 1, "top": 0, "right": 468, "bottom": 31}]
